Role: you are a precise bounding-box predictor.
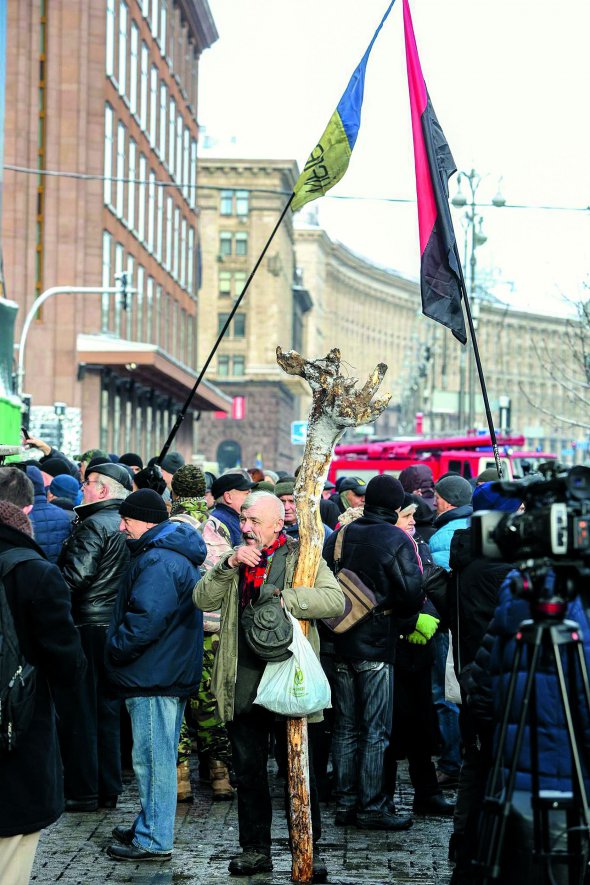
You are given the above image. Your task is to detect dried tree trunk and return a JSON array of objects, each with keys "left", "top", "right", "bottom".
[{"left": 276, "top": 346, "right": 390, "bottom": 883}]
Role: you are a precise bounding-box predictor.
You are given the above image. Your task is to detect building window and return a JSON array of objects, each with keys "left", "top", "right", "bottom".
[
  {"left": 217, "top": 312, "right": 230, "bottom": 335},
  {"left": 137, "top": 153, "right": 146, "bottom": 241},
  {"left": 187, "top": 226, "right": 194, "bottom": 294},
  {"left": 180, "top": 217, "right": 187, "bottom": 288},
  {"left": 182, "top": 127, "right": 189, "bottom": 200},
  {"left": 118, "top": 2, "right": 127, "bottom": 98},
  {"left": 125, "top": 253, "right": 134, "bottom": 338},
  {"left": 219, "top": 270, "right": 231, "bottom": 296},
  {"left": 179, "top": 307, "right": 186, "bottom": 363},
  {"left": 165, "top": 196, "right": 173, "bottom": 269},
  {"left": 187, "top": 313, "right": 194, "bottom": 367},
  {"left": 149, "top": 65, "right": 158, "bottom": 147},
  {"left": 106, "top": 0, "right": 115, "bottom": 78},
  {"left": 168, "top": 97, "right": 176, "bottom": 176},
  {"left": 156, "top": 183, "right": 164, "bottom": 261},
  {"left": 173, "top": 206, "right": 180, "bottom": 279},
  {"left": 114, "top": 243, "right": 124, "bottom": 336},
  {"left": 147, "top": 170, "right": 156, "bottom": 252},
  {"left": 218, "top": 355, "right": 229, "bottom": 377},
  {"left": 233, "top": 271, "right": 246, "bottom": 298},
  {"left": 146, "top": 275, "right": 153, "bottom": 342},
  {"left": 101, "top": 230, "right": 112, "bottom": 331},
  {"left": 171, "top": 298, "right": 178, "bottom": 356},
  {"left": 103, "top": 104, "right": 114, "bottom": 205},
  {"left": 127, "top": 137, "right": 136, "bottom": 229},
  {"left": 159, "top": 82, "right": 167, "bottom": 161},
  {"left": 140, "top": 42, "right": 148, "bottom": 131},
  {"left": 234, "top": 313, "right": 246, "bottom": 338},
  {"left": 235, "top": 232, "right": 248, "bottom": 256},
  {"left": 129, "top": 21, "right": 138, "bottom": 115},
  {"left": 116, "top": 121, "right": 126, "bottom": 217},
  {"left": 220, "top": 189, "right": 232, "bottom": 215},
  {"left": 159, "top": 0, "right": 167, "bottom": 52},
  {"left": 141, "top": 0, "right": 149, "bottom": 16},
  {"left": 219, "top": 232, "right": 232, "bottom": 257},
  {"left": 189, "top": 138, "right": 197, "bottom": 208},
  {"left": 155, "top": 284, "right": 162, "bottom": 346},
  {"left": 176, "top": 114, "right": 182, "bottom": 184},
  {"left": 233, "top": 356, "right": 245, "bottom": 377},
  {"left": 150, "top": 0, "right": 159, "bottom": 41},
  {"left": 136, "top": 265, "right": 144, "bottom": 340},
  {"left": 236, "top": 190, "right": 249, "bottom": 216}
]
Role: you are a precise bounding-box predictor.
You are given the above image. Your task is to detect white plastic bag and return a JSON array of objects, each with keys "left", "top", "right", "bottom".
[
  {"left": 254, "top": 612, "right": 331, "bottom": 717},
  {"left": 445, "top": 632, "right": 462, "bottom": 705}
]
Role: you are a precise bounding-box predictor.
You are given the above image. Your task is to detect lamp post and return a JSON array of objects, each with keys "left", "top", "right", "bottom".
[
  {"left": 451, "top": 169, "right": 505, "bottom": 430},
  {"left": 16, "top": 274, "right": 134, "bottom": 396}
]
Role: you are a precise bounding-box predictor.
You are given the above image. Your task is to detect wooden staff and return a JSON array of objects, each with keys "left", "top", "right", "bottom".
[{"left": 276, "top": 346, "right": 390, "bottom": 883}]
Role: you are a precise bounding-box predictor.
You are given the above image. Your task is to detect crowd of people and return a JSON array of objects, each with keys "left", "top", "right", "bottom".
[{"left": 1, "top": 437, "right": 588, "bottom": 885}]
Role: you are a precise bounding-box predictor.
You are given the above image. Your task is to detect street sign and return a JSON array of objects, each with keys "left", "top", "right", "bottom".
[{"left": 291, "top": 421, "right": 308, "bottom": 446}]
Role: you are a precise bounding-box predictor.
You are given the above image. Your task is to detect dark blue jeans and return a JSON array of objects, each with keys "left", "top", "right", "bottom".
[{"left": 332, "top": 659, "right": 393, "bottom": 814}]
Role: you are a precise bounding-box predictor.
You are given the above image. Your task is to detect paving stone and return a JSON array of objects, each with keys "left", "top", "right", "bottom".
[{"left": 31, "top": 761, "right": 455, "bottom": 884}]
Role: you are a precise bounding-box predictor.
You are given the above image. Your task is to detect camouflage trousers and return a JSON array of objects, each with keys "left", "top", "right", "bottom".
[{"left": 177, "top": 633, "right": 232, "bottom": 767}]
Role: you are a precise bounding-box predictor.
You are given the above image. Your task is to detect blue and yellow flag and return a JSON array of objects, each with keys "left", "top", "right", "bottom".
[{"left": 291, "top": 1, "right": 396, "bottom": 212}]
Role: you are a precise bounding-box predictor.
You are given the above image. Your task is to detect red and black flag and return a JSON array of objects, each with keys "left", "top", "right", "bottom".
[{"left": 403, "top": 0, "right": 466, "bottom": 344}]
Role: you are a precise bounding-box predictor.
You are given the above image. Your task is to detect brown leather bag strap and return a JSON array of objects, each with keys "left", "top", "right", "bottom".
[{"left": 334, "top": 523, "right": 348, "bottom": 570}]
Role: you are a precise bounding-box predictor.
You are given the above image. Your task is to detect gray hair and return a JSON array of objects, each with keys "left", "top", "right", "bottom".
[
  {"left": 96, "top": 474, "right": 130, "bottom": 500},
  {"left": 242, "top": 490, "right": 285, "bottom": 520}
]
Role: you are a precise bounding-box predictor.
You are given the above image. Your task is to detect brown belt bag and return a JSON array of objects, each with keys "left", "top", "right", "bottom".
[{"left": 322, "top": 525, "right": 387, "bottom": 634}]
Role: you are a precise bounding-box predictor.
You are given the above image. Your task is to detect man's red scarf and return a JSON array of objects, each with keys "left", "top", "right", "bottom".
[{"left": 240, "top": 533, "right": 288, "bottom": 610}]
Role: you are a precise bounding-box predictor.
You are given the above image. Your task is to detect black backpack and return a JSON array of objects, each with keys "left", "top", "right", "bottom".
[{"left": 0, "top": 549, "right": 40, "bottom": 753}]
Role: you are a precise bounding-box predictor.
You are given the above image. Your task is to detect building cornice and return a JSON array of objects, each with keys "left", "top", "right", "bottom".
[{"left": 179, "top": 0, "right": 218, "bottom": 52}]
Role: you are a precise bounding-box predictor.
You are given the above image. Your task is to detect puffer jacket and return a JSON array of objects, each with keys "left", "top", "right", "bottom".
[
  {"left": 468, "top": 571, "right": 590, "bottom": 794},
  {"left": 193, "top": 536, "right": 344, "bottom": 723},
  {"left": 429, "top": 504, "right": 473, "bottom": 570},
  {"left": 106, "top": 520, "right": 206, "bottom": 697},
  {"left": 322, "top": 509, "right": 424, "bottom": 663},
  {"left": 57, "top": 499, "right": 130, "bottom": 626},
  {"left": 26, "top": 465, "right": 72, "bottom": 563}
]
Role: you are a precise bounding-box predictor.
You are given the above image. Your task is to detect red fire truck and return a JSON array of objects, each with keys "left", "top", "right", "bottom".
[{"left": 327, "top": 434, "right": 556, "bottom": 484}]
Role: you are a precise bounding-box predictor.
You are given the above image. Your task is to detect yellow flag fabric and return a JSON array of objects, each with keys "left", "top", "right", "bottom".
[{"left": 291, "top": 111, "right": 351, "bottom": 212}]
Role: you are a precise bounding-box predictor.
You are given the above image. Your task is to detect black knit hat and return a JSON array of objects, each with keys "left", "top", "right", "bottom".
[
  {"left": 119, "top": 489, "right": 168, "bottom": 524},
  {"left": 119, "top": 452, "right": 144, "bottom": 470},
  {"left": 365, "top": 475, "right": 405, "bottom": 511},
  {"left": 171, "top": 464, "right": 206, "bottom": 498},
  {"left": 435, "top": 475, "right": 473, "bottom": 508},
  {"left": 41, "top": 457, "right": 73, "bottom": 478}
]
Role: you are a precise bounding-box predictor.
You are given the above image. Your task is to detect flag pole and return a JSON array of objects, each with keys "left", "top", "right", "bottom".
[
  {"left": 156, "top": 193, "right": 294, "bottom": 463},
  {"left": 454, "top": 244, "right": 504, "bottom": 478}
]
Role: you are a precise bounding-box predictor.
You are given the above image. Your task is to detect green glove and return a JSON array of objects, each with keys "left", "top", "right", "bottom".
[
  {"left": 407, "top": 629, "right": 428, "bottom": 645},
  {"left": 416, "top": 613, "right": 440, "bottom": 641}
]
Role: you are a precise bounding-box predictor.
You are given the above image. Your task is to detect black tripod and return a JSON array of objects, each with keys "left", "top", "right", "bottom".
[{"left": 474, "top": 613, "right": 590, "bottom": 884}]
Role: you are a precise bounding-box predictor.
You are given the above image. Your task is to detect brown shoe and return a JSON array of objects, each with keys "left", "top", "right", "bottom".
[
  {"left": 209, "top": 759, "right": 235, "bottom": 801},
  {"left": 177, "top": 760, "right": 193, "bottom": 803}
]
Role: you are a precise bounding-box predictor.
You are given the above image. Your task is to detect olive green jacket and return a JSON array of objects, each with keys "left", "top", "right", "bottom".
[{"left": 193, "top": 539, "right": 345, "bottom": 723}]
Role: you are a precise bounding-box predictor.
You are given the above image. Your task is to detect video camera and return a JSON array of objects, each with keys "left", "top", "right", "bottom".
[{"left": 472, "top": 463, "right": 590, "bottom": 565}]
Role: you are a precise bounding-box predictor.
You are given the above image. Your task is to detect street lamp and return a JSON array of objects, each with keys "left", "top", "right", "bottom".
[
  {"left": 16, "top": 277, "right": 135, "bottom": 396},
  {"left": 451, "top": 169, "right": 505, "bottom": 430}
]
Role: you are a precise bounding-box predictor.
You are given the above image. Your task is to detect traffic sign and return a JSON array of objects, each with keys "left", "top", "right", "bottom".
[{"left": 291, "top": 421, "right": 308, "bottom": 445}]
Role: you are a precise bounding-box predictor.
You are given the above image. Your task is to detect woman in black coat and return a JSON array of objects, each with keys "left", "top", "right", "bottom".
[{"left": 0, "top": 498, "right": 85, "bottom": 884}]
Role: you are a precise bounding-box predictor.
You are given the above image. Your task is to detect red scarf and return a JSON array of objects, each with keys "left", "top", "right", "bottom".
[{"left": 240, "top": 533, "right": 287, "bottom": 610}]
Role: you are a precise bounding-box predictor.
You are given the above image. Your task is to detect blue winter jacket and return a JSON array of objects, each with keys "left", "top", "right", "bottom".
[
  {"left": 429, "top": 505, "right": 473, "bottom": 571},
  {"left": 106, "top": 520, "right": 206, "bottom": 698},
  {"left": 26, "top": 465, "right": 72, "bottom": 564},
  {"left": 474, "top": 570, "right": 590, "bottom": 793}
]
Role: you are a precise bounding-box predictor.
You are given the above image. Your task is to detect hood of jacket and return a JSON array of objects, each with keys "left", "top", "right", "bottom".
[
  {"left": 128, "top": 519, "right": 206, "bottom": 568},
  {"left": 434, "top": 503, "right": 473, "bottom": 530}
]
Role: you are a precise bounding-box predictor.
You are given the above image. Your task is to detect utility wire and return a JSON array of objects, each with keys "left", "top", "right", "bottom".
[{"left": 4, "top": 163, "right": 589, "bottom": 213}]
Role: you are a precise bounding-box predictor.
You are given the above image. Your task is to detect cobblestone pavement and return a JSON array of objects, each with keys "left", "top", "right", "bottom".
[{"left": 31, "top": 761, "right": 455, "bottom": 885}]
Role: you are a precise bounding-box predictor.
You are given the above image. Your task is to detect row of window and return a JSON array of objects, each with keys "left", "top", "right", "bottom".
[
  {"left": 104, "top": 105, "right": 198, "bottom": 295},
  {"left": 218, "top": 312, "right": 246, "bottom": 338},
  {"left": 106, "top": 1, "right": 198, "bottom": 208},
  {"left": 101, "top": 230, "right": 196, "bottom": 369},
  {"left": 218, "top": 355, "right": 245, "bottom": 378},
  {"left": 220, "top": 190, "right": 249, "bottom": 217},
  {"left": 219, "top": 231, "right": 248, "bottom": 257}
]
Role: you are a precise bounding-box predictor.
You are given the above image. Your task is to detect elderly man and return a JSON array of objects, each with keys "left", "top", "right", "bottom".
[
  {"left": 194, "top": 490, "right": 344, "bottom": 881},
  {"left": 106, "top": 489, "right": 205, "bottom": 861},
  {"left": 55, "top": 462, "right": 132, "bottom": 811}
]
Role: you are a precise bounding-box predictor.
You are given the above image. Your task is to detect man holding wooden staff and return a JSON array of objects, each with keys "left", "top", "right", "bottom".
[{"left": 193, "top": 490, "right": 344, "bottom": 881}]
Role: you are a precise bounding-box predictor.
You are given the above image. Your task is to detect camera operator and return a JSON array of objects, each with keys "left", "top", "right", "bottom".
[{"left": 446, "top": 483, "right": 523, "bottom": 869}]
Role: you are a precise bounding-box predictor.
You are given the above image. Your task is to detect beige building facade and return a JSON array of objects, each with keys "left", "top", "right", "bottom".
[{"left": 196, "top": 158, "right": 586, "bottom": 470}]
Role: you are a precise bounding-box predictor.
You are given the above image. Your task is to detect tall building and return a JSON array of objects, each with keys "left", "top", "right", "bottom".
[
  {"left": 3, "top": 0, "right": 229, "bottom": 458},
  {"left": 195, "top": 157, "right": 588, "bottom": 469}
]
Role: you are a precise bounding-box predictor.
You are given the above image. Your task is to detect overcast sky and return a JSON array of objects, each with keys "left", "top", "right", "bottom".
[{"left": 199, "top": 0, "right": 590, "bottom": 316}]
